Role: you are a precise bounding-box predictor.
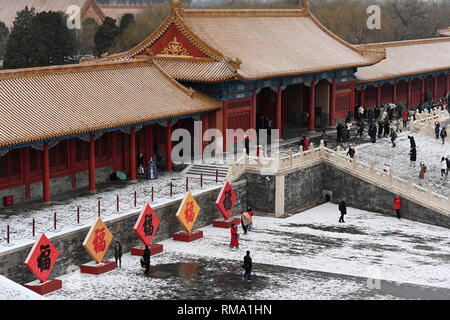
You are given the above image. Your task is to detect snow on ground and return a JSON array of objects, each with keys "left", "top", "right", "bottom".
[
  {"left": 347, "top": 128, "right": 450, "bottom": 196},
  {"left": 41, "top": 202, "right": 450, "bottom": 300},
  {"left": 0, "top": 171, "right": 222, "bottom": 252},
  {"left": 0, "top": 275, "right": 45, "bottom": 300}
]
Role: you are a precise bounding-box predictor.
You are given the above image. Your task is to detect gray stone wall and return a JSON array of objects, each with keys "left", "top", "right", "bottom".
[
  {"left": 0, "top": 179, "right": 247, "bottom": 284},
  {"left": 323, "top": 163, "right": 450, "bottom": 228},
  {"left": 245, "top": 173, "right": 275, "bottom": 214},
  {"left": 284, "top": 163, "right": 325, "bottom": 213}
]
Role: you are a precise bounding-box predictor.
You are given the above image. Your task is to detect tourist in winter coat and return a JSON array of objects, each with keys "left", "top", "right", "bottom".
[
  {"left": 303, "top": 136, "right": 310, "bottom": 151},
  {"left": 408, "top": 136, "right": 416, "bottom": 149},
  {"left": 419, "top": 162, "right": 427, "bottom": 186},
  {"left": 336, "top": 123, "right": 343, "bottom": 143},
  {"left": 446, "top": 157, "right": 450, "bottom": 176},
  {"left": 240, "top": 210, "right": 252, "bottom": 234},
  {"left": 390, "top": 128, "right": 397, "bottom": 147},
  {"left": 383, "top": 120, "right": 390, "bottom": 138},
  {"left": 246, "top": 206, "right": 254, "bottom": 229},
  {"left": 440, "top": 127, "right": 447, "bottom": 144},
  {"left": 402, "top": 110, "right": 408, "bottom": 128},
  {"left": 355, "top": 121, "right": 364, "bottom": 138},
  {"left": 377, "top": 121, "right": 383, "bottom": 139},
  {"left": 141, "top": 245, "right": 151, "bottom": 275},
  {"left": 435, "top": 122, "right": 441, "bottom": 139},
  {"left": 137, "top": 153, "right": 145, "bottom": 174},
  {"left": 114, "top": 240, "right": 123, "bottom": 268},
  {"left": 441, "top": 157, "right": 448, "bottom": 178},
  {"left": 409, "top": 148, "right": 417, "bottom": 167},
  {"left": 230, "top": 224, "right": 239, "bottom": 248},
  {"left": 342, "top": 124, "right": 350, "bottom": 148},
  {"left": 244, "top": 135, "right": 250, "bottom": 155},
  {"left": 338, "top": 200, "right": 347, "bottom": 223},
  {"left": 394, "top": 195, "right": 401, "bottom": 219},
  {"left": 321, "top": 130, "right": 327, "bottom": 147},
  {"left": 346, "top": 144, "right": 355, "bottom": 159},
  {"left": 242, "top": 251, "right": 252, "bottom": 282},
  {"left": 369, "top": 123, "right": 377, "bottom": 143}
]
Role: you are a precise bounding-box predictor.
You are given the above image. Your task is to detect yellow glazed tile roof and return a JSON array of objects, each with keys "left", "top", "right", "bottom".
[
  {"left": 0, "top": 58, "right": 220, "bottom": 148},
  {"left": 355, "top": 37, "right": 450, "bottom": 83}
]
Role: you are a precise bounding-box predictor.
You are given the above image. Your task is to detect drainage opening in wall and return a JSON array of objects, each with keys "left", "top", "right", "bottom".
[{"left": 323, "top": 190, "right": 333, "bottom": 202}]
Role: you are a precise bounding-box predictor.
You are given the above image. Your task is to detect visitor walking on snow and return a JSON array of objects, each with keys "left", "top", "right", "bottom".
[
  {"left": 141, "top": 245, "right": 151, "bottom": 275},
  {"left": 114, "top": 239, "right": 123, "bottom": 268},
  {"left": 242, "top": 251, "right": 252, "bottom": 282},
  {"left": 394, "top": 195, "right": 401, "bottom": 219},
  {"left": 246, "top": 206, "right": 254, "bottom": 230},
  {"left": 446, "top": 157, "right": 450, "bottom": 176},
  {"left": 390, "top": 128, "right": 397, "bottom": 147},
  {"left": 419, "top": 162, "right": 427, "bottom": 186},
  {"left": 408, "top": 135, "right": 416, "bottom": 150},
  {"left": 336, "top": 123, "right": 343, "bottom": 144},
  {"left": 441, "top": 157, "right": 448, "bottom": 178},
  {"left": 240, "top": 210, "right": 252, "bottom": 234},
  {"left": 435, "top": 122, "right": 441, "bottom": 140},
  {"left": 230, "top": 224, "right": 239, "bottom": 249},
  {"left": 402, "top": 109, "right": 408, "bottom": 128},
  {"left": 409, "top": 147, "right": 417, "bottom": 167},
  {"left": 377, "top": 121, "right": 383, "bottom": 139},
  {"left": 338, "top": 200, "right": 347, "bottom": 223},
  {"left": 346, "top": 144, "right": 355, "bottom": 159},
  {"left": 440, "top": 127, "right": 447, "bottom": 144}
]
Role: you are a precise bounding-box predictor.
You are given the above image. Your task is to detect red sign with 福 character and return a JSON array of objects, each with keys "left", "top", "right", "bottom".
[
  {"left": 215, "top": 181, "right": 237, "bottom": 219},
  {"left": 134, "top": 203, "right": 160, "bottom": 246},
  {"left": 24, "top": 233, "right": 59, "bottom": 283}
]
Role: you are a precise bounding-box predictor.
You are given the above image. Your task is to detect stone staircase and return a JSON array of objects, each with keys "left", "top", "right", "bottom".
[{"left": 184, "top": 163, "right": 230, "bottom": 181}]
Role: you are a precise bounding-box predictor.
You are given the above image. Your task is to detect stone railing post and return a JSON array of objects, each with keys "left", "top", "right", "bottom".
[
  {"left": 389, "top": 167, "right": 394, "bottom": 185},
  {"left": 309, "top": 142, "right": 315, "bottom": 159},
  {"left": 244, "top": 152, "right": 249, "bottom": 166},
  {"left": 288, "top": 149, "right": 293, "bottom": 166},
  {"left": 298, "top": 146, "right": 304, "bottom": 162},
  {"left": 319, "top": 139, "right": 325, "bottom": 157},
  {"left": 353, "top": 154, "right": 358, "bottom": 170},
  {"left": 335, "top": 146, "right": 341, "bottom": 163},
  {"left": 427, "top": 184, "right": 433, "bottom": 202},
  {"left": 407, "top": 176, "right": 413, "bottom": 193},
  {"left": 370, "top": 161, "right": 375, "bottom": 177}
]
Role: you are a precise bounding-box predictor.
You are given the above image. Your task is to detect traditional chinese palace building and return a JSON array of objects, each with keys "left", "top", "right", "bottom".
[{"left": 1, "top": 0, "right": 450, "bottom": 207}]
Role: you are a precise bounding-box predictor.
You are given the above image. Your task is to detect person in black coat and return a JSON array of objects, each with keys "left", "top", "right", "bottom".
[
  {"left": 408, "top": 135, "right": 416, "bottom": 149},
  {"left": 336, "top": 123, "right": 343, "bottom": 143},
  {"left": 409, "top": 147, "right": 417, "bottom": 167},
  {"left": 339, "top": 200, "right": 347, "bottom": 223},
  {"left": 383, "top": 120, "right": 390, "bottom": 138},
  {"left": 141, "top": 245, "right": 151, "bottom": 275},
  {"left": 244, "top": 135, "right": 250, "bottom": 155},
  {"left": 369, "top": 123, "right": 377, "bottom": 143},
  {"left": 242, "top": 251, "right": 252, "bottom": 282},
  {"left": 377, "top": 121, "right": 383, "bottom": 139}
]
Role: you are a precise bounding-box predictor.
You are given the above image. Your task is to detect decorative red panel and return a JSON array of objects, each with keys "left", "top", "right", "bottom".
[
  {"left": 133, "top": 203, "right": 160, "bottom": 246},
  {"left": 25, "top": 234, "right": 59, "bottom": 283},
  {"left": 215, "top": 181, "right": 237, "bottom": 220}
]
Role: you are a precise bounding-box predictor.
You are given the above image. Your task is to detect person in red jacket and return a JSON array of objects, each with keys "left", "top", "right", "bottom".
[
  {"left": 402, "top": 110, "right": 408, "bottom": 129},
  {"left": 230, "top": 223, "right": 239, "bottom": 249},
  {"left": 394, "top": 195, "right": 401, "bottom": 219}
]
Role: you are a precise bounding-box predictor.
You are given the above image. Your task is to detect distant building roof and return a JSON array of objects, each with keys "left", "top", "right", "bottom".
[
  {"left": 100, "top": 0, "right": 385, "bottom": 82},
  {"left": 98, "top": 5, "right": 148, "bottom": 23},
  {"left": 355, "top": 37, "right": 450, "bottom": 83},
  {"left": 0, "top": 57, "right": 220, "bottom": 148},
  {"left": 438, "top": 27, "right": 450, "bottom": 37}
]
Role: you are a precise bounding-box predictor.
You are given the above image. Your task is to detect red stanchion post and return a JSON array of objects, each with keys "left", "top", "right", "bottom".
[
  {"left": 32, "top": 218, "right": 35, "bottom": 237},
  {"left": 7, "top": 225, "right": 9, "bottom": 244},
  {"left": 117, "top": 195, "right": 119, "bottom": 212},
  {"left": 151, "top": 186, "right": 154, "bottom": 202},
  {"left": 201, "top": 173, "right": 203, "bottom": 188},
  {"left": 170, "top": 182, "right": 173, "bottom": 197},
  {"left": 77, "top": 206, "right": 80, "bottom": 224},
  {"left": 186, "top": 177, "right": 189, "bottom": 192},
  {"left": 98, "top": 200, "right": 100, "bottom": 217},
  {"left": 54, "top": 212, "right": 56, "bottom": 230},
  {"left": 216, "top": 169, "right": 218, "bottom": 183},
  {"left": 134, "top": 191, "right": 137, "bottom": 207}
]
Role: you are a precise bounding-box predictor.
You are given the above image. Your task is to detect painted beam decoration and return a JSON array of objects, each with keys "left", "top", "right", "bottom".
[
  {"left": 134, "top": 203, "right": 160, "bottom": 246},
  {"left": 215, "top": 181, "right": 237, "bottom": 220},
  {"left": 82, "top": 217, "right": 113, "bottom": 264},
  {"left": 176, "top": 192, "right": 200, "bottom": 233},
  {"left": 25, "top": 234, "right": 59, "bottom": 283}
]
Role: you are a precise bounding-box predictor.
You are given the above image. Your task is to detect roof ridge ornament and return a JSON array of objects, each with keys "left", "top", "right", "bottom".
[
  {"left": 172, "top": 0, "right": 183, "bottom": 14},
  {"left": 302, "top": 0, "right": 310, "bottom": 12}
]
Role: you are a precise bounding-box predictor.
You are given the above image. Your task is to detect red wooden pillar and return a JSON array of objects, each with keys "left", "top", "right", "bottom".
[
  {"left": 111, "top": 132, "right": 117, "bottom": 172},
  {"left": 421, "top": 77, "right": 425, "bottom": 102},
  {"left": 222, "top": 101, "right": 228, "bottom": 152},
  {"left": 42, "top": 143, "right": 50, "bottom": 203},
  {"left": 308, "top": 81, "right": 316, "bottom": 132},
  {"left": 166, "top": 124, "right": 172, "bottom": 172},
  {"left": 276, "top": 86, "right": 282, "bottom": 138},
  {"left": 89, "top": 135, "right": 95, "bottom": 191},
  {"left": 393, "top": 81, "right": 397, "bottom": 104},
  {"left": 376, "top": 84, "right": 381, "bottom": 106},
  {"left": 359, "top": 87, "right": 365, "bottom": 107},
  {"left": 350, "top": 81, "right": 355, "bottom": 113},
  {"left": 130, "top": 127, "right": 136, "bottom": 181},
  {"left": 434, "top": 75, "right": 438, "bottom": 101},
  {"left": 407, "top": 79, "right": 412, "bottom": 109},
  {"left": 23, "top": 147, "right": 30, "bottom": 200},
  {"left": 446, "top": 74, "right": 450, "bottom": 94},
  {"left": 329, "top": 79, "right": 336, "bottom": 126},
  {"left": 252, "top": 90, "right": 257, "bottom": 130}
]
